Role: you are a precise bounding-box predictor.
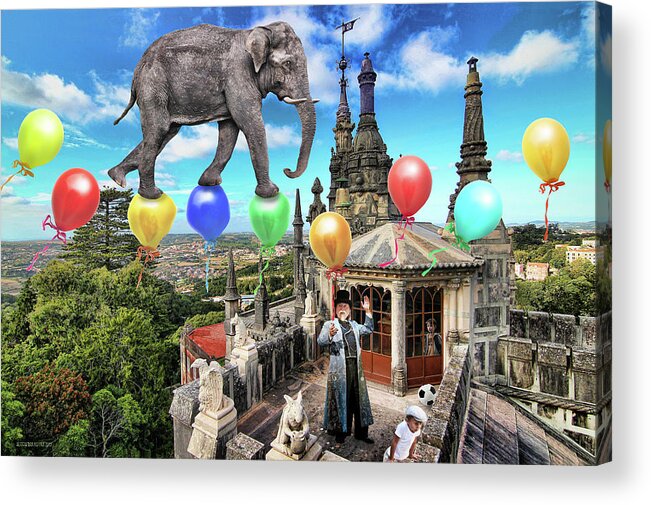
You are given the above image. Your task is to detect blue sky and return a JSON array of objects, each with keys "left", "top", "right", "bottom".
[{"left": 1, "top": 2, "right": 611, "bottom": 240}]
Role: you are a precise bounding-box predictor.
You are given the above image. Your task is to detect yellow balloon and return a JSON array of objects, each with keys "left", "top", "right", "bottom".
[
  {"left": 128, "top": 193, "right": 177, "bottom": 250},
  {"left": 603, "top": 119, "right": 612, "bottom": 184},
  {"left": 309, "top": 212, "right": 352, "bottom": 270},
  {"left": 522, "top": 118, "right": 570, "bottom": 183}
]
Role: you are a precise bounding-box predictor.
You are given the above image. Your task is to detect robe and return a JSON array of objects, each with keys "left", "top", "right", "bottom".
[{"left": 317, "top": 316, "right": 374, "bottom": 432}]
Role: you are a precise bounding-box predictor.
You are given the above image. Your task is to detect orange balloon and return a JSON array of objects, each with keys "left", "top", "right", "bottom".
[{"left": 309, "top": 212, "right": 351, "bottom": 270}]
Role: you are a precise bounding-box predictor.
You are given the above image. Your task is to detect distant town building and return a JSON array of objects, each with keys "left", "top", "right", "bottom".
[
  {"left": 566, "top": 246, "right": 604, "bottom": 266},
  {"left": 525, "top": 262, "right": 549, "bottom": 281},
  {"left": 515, "top": 263, "right": 526, "bottom": 279},
  {"left": 582, "top": 238, "right": 599, "bottom": 248}
]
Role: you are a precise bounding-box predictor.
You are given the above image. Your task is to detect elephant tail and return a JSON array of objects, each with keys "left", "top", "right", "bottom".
[{"left": 113, "top": 84, "right": 137, "bottom": 126}]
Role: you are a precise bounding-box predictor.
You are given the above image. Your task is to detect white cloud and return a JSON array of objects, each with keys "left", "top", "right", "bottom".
[
  {"left": 573, "top": 132, "right": 595, "bottom": 144},
  {"left": 601, "top": 34, "right": 612, "bottom": 75},
  {"left": 192, "top": 7, "right": 225, "bottom": 26},
  {"left": 377, "top": 27, "right": 465, "bottom": 94},
  {"left": 478, "top": 30, "right": 580, "bottom": 85},
  {"left": 2, "top": 137, "right": 18, "bottom": 150},
  {"left": 494, "top": 149, "right": 523, "bottom": 163},
  {"left": 120, "top": 9, "right": 160, "bottom": 48},
  {"left": 1, "top": 59, "right": 132, "bottom": 125}
]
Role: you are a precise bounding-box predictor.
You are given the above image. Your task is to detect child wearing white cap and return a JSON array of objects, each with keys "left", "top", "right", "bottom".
[{"left": 383, "top": 405, "right": 428, "bottom": 462}]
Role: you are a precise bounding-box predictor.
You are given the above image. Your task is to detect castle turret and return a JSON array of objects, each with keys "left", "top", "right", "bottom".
[{"left": 447, "top": 57, "right": 493, "bottom": 221}]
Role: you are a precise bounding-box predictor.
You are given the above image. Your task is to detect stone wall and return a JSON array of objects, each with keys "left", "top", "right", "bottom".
[
  {"left": 420, "top": 344, "right": 472, "bottom": 463},
  {"left": 170, "top": 324, "right": 308, "bottom": 458},
  {"left": 493, "top": 309, "right": 612, "bottom": 455}
]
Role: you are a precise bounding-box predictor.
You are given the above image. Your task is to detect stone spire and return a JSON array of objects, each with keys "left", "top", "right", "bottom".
[
  {"left": 358, "top": 52, "right": 376, "bottom": 115},
  {"left": 223, "top": 249, "right": 240, "bottom": 334},
  {"left": 447, "top": 57, "right": 493, "bottom": 222},
  {"left": 253, "top": 254, "right": 269, "bottom": 333},
  {"left": 307, "top": 177, "right": 326, "bottom": 225},
  {"left": 293, "top": 189, "right": 306, "bottom": 323}
]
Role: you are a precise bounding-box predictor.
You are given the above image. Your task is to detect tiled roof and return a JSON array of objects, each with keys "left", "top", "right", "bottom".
[
  {"left": 458, "top": 388, "right": 591, "bottom": 465},
  {"left": 344, "top": 222, "right": 481, "bottom": 271},
  {"left": 187, "top": 323, "right": 226, "bottom": 360}
]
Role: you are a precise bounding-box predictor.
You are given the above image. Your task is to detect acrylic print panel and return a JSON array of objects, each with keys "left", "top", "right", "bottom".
[{"left": 0, "top": 1, "right": 611, "bottom": 465}]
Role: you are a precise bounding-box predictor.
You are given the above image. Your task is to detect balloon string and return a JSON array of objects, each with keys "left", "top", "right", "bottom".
[
  {"left": 204, "top": 240, "right": 217, "bottom": 294},
  {"left": 539, "top": 181, "right": 565, "bottom": 242},
  {"left": 421, "top": 248, "right": 448, "bottom": 277},
  {"left": 444, "top": 222, "right": 471, "bottom": 252},
  {"left": 378, "top": 215, "right": 415, "bottom": 268},
  {"left": 26, "top": 215, "right": 67, "bottom": 271},
  {"left": 604, "top": 180, "right": 611, "bottom": 193},
  {"left": 136, "top": 246, "right": 161, "bottom": 288},
  {"left": 1, "top": 161, "right": 34, "bottom": 193},
  {"left": 325, "top": 266, "right": 349, "bottom": 320},
  {"left": 253, "top": 245, "right": 275, "bottom": 296}
]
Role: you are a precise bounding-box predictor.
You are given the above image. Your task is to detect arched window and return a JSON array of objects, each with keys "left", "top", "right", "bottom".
[
  {"left": 406, "top": 287, "right": 443, "bottom": 358},
  {"left": 351, "top": 286, "right": 391, "bottom": 356}
]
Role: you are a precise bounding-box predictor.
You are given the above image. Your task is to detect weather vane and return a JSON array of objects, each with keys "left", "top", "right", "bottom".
[{"left": 334, "top": 17, "right": 359, "bottom": 80}]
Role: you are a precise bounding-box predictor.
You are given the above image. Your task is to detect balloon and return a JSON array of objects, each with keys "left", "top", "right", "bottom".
[
  {"left": 128, "top": 193, "right": 177, "bottom": 249},
  {"left": 249, "top": 193, "right": 290, "bottom": 247},
  {"left": 522, "top": 118, "right": 570, "bottom": 183},
  {"left": 309, "top": 212, "right": 352, "bottom": 270},
  {"left": 603, "top": 119, "right": 612, "bottom": 185},
  {"left": 187, "top": 185, "right": 230, "bottom": 241},
  {"left": 454, "top": 181, "right": 503, "bottom": 243},
  {"left": 387, "top": 155, "right": 432, "bottom": 217},
  {"left": 18, "top": 109, "right": 64, "bottom": 169},
  {"left": 51, "top": 168, "right": 100, "bottom": 232}
]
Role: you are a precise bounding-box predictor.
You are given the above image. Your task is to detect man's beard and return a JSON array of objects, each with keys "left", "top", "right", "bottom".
[{"left": 337, "top": 310, "right": 350, "bottom": 321}]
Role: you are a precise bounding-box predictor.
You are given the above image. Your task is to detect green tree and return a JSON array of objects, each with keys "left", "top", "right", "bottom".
[
  {"left": 89, "top": 389, "right": 143, "bottom": 458},
  {"left": 1, "top": 380, "right": 25, "bottom": 455},
  {"left": 549, "top": 248, "right": 567, "bottom": 269},
  {"left": 53, "top": 419, "right": 90, "bottom": 457},
  {"left": 13, "top": 366, "right": 91, "bottom": 454},
  {"left": 61, "top": 187, "right": 139, "bottom": 270}
]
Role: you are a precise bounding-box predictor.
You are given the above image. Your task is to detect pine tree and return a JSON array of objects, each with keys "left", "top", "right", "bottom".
[{"left": 62, "top": 187, "right": 139, "bottom": 270}]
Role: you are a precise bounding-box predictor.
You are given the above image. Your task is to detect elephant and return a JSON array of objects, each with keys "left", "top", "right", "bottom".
[{"left": 108, "top": 21, "right": 318, "bottom": 200}]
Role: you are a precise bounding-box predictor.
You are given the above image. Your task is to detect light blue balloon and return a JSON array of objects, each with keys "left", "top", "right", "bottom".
[{"left": 454, "top": 180, "right": 503, "bottom": 243}]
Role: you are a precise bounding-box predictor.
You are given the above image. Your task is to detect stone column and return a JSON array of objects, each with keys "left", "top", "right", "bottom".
[
  {"left": 456, "top": 282, "right": 464, "bottom": 332},
  {"left": 391, "top": 280, "right": 407, "bottom": 396},
  {"left": 448, "top": 282, "right": 459, "bottom": 333}
]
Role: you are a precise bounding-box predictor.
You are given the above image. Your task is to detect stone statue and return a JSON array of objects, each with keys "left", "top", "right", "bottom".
[
  {"left": 304, "top": 290, "right": 316, "bottom": 316},
  {"left": 271, "top": 391, "right": 310, "bottom": 457},
  {"left": 232, "top": 313, "right": 249, "bottom": 348},
  {"left": 191, "top": 358, "right": 223, "bottom": 414},
  {"left": 107, "top": 22, "right": 317, "bottom": 200},
  {"left": 187, "top": 358, "right": 237, "bottom": 459}
]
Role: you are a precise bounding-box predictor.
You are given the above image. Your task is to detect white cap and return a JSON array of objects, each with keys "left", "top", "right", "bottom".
[{"left": 406, "top": 405, "right": 428, "bottom": 424}]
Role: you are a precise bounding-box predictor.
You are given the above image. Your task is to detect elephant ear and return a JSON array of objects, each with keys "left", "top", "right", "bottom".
[{"left": 246, "top": 27, "right": 271, "bottom": 73}]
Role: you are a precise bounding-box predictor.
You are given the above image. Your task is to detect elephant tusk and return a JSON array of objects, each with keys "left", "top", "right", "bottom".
[
  {"left": 283, "top": 97, "right": 308, "bottom": 104},
  {"left": 311, "top": 99, "right": 320, "bottom": 104}
]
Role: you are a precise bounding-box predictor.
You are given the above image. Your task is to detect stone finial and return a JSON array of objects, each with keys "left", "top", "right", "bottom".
[
  {"left": 224, "top": 249, "right": 239, "bottom": 302},
  {"left": 307, "top": 177, "right": 327, "bottom": 224},
  {"left": 293, "top": 188, "right": 304, "bottom": 228}
]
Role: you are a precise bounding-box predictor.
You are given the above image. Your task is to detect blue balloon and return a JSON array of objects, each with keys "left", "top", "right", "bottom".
[
  {"left": 187, "top": 185, "right": 230, "bottom": 242},
  {"left": 454, "top": 181, "right": 503, "bottom": 243}
]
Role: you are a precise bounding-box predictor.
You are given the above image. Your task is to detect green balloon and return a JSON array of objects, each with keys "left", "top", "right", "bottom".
[
  {"left": 249, "top": 193, "right": 291, "bottom": 247},
  {"left": 17, "top": 109, "right": 64, "bottom": 168}
]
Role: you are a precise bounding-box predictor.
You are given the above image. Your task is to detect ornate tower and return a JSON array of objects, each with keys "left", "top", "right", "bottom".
[
  {"left": 293, "top": 189, "right": 307, "bottom": 323},
  {"left": 223, "top": 249, "right": 240, "bottom": 356},
  {"left": 344, "top": 52, "right": 399, "bottom": 236},
  {"left": 447, "top": 57, "right": 493, "bottom": 221},
  {"left": 448, "top": 57, "right": 513, "bottom": 384}
]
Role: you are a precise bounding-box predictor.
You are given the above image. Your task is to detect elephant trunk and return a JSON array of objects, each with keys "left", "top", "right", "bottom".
[{"left": 284, "top": 97, "right": 316, "bottom": 179}]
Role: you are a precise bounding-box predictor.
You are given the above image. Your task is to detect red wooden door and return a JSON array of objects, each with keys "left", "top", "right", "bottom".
[{"left": 405, "top": 287, "right": 444, "bottom": 387}]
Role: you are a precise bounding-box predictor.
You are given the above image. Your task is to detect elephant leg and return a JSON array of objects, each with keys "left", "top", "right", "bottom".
[
  {"left": 137, "top": 110, "right": 171, "bottom": 200},
  {"left": 199, "top": 119, "right": 239, "bottom": 186},
  {"left": 109, "top": 125, "right": 181, "bottom": 189},
  {"left": 227, "top": 90, "right": 279, "bottom": 198}
]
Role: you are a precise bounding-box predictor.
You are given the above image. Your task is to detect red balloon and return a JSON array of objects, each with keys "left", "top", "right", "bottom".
[
  {"left": 387, "top": 155, "right": 432, "bottom": 217},
  {"left": 52, "top": 168, "right": 100, "bottom": 231}
]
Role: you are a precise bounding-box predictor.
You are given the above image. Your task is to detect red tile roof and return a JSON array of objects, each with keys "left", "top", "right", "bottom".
[{"left": 187, "top": 323, "right": 227, "bottom": 360}]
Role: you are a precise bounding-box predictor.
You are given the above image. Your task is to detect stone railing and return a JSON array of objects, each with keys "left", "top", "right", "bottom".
[
  {"left": 420, "top": 344, "right": 472, "bottom": 463},
  {"left": 494, "top": 309, "right": 612, "bottom": 454}
]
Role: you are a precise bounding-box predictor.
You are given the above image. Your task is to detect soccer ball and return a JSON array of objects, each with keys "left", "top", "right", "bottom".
[{"left": 418, "top": 384, "right": 436, "bottom": 406}]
